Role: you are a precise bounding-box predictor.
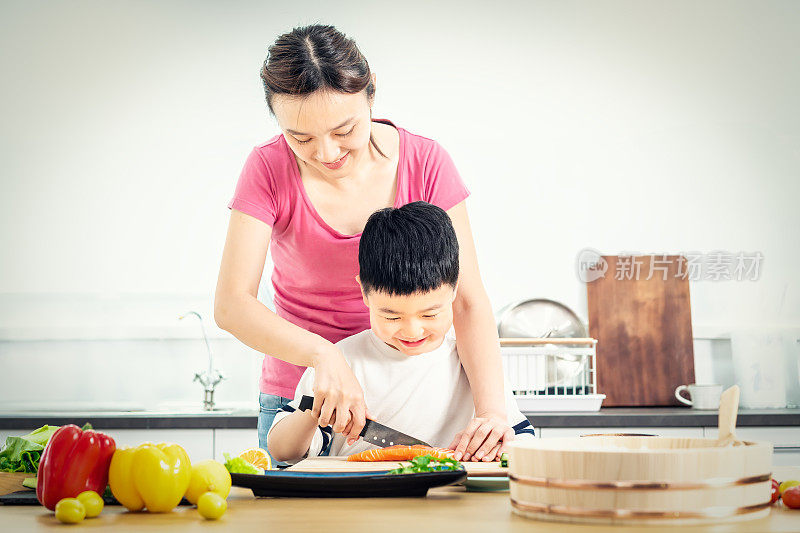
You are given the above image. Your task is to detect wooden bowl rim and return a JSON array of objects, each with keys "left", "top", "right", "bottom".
[{"left": 511, "top": 437, "right": 772, "bottom": 454}]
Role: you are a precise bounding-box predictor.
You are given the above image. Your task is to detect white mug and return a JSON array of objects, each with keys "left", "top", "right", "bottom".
[{"left": 675, "top": 384, "right": 723, "bottom": 410}]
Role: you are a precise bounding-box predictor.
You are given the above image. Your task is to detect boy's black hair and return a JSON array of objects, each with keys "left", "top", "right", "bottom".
[{"left": 359, "top": 201, "right": 459, "bottom": 296}]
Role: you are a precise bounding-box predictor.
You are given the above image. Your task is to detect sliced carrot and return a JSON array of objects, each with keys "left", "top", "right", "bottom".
[{"left": 347, "top": 445, "right": 454, "bottom": 462}]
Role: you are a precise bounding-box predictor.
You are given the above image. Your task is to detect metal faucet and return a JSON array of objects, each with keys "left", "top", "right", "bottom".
[{"left": 179, "top": 311, "right": 224, "bottom": 411}]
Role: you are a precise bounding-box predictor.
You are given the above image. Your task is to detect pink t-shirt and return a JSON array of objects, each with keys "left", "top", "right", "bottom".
[{"left": 228, "top": 119, "right": 470, "bottom": 398}]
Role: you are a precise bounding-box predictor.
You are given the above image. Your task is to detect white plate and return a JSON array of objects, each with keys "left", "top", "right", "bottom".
[{"left": 463, "top": 476, "right": 509, "bottom": 492}]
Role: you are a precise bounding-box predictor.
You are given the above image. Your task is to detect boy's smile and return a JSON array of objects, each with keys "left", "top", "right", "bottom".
[
  {"left": 358, "top": 282, "right": 457, "bottom": 356},
  {"left": 397, "top": 337, "right": 428, "bottom": 348}
]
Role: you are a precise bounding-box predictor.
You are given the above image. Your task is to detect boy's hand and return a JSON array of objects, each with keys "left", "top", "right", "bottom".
[
  {"left": 311, "top": 346, "right": 367, "bottom": 443},
  {"left": 448, "top": 414, "right": 514, "bottom": 462}
]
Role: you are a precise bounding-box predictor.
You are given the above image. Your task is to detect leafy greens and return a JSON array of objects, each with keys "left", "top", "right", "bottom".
[
  {"left": 223, "top": 453, "right": 263, "bottom": 475},
  {"left": 387, "top": 454, "right": 463, "bottom": 475},
  {"left": 0, "top": 425, "right": 59, "bottom": 473}
]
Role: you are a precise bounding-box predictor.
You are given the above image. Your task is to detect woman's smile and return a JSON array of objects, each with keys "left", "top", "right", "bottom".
[{"left": 320, "top": 151, "right": 349, "bottom": 170}]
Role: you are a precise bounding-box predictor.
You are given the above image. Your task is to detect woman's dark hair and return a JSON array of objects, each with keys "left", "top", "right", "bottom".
[
  {"left": 359, "top": 202, "right": 459, "bottom": 296},
  {"left": 261, "top": 25, "right": 386, "bottom": 158}
]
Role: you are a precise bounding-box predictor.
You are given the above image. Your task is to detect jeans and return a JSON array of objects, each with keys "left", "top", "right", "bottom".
[{"left": 257, "top": 392, "right": 292, "bottom": 466}]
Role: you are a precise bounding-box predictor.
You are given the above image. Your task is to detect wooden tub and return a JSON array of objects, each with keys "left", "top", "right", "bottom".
[{"left": 509, "top": 436, "right": 773, "bottom": 526}]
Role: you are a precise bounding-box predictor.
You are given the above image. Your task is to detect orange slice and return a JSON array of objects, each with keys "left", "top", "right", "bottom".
[{"left": 238, "top": 447, "right": 272, "bottom": 471}]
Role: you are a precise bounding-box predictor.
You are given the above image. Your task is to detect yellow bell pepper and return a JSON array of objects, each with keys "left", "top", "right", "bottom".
[{"left": 108, "top": 442, "right": 192, "bottom": 513}]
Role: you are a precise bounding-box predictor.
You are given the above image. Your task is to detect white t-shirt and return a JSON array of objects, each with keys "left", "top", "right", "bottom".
[{"left": 268, "top": 329, "right": 535, "bottom": 459}]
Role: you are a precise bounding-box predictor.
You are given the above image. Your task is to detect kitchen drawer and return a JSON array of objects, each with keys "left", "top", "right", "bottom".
[
  {"left": 773, "top": 449, "right": 800, "bottom": 467},
  {"left": 704, "top": 426, "right": 800, "bottom": 448},
  {"left": 538, "top": 427, "right": 704, "bottom": 439},
  {"left": 0, "top": 427, "right": 215, "bottom": 462},
  {"left": 213, "top": 429, "right": 259, "bottom": 461},
  {"left": 0, "top": 428, "right": 40, "bottom": 445},
  {"left": 104, "top": 429, "right": 214, "bottom": 462}
]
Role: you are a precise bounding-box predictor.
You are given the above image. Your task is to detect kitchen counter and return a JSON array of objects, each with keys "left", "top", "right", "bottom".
[
  {"left": 531, "top": 407, "right": 800, "bottom": 428},
  {"left": 2, "top": 466, "right": 800, "bottom": 532},
  {"left": 1, "top": 407, "right": 799, "bottom": 430}
]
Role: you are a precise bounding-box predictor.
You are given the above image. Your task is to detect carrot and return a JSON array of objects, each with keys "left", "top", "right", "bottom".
[{"left": 347, "top": 445, "right": 454, "bottom": 462}]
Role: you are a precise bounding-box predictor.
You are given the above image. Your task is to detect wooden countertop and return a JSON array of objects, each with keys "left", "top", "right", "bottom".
[{"left": 3, "top": 467, "right": 799, "bottom": 532}]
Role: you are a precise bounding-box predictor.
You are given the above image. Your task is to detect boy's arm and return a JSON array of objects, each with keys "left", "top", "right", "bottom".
[
  {"left": 266, "top": 368, "right": 333, "bottom": 463},
  {"left": 267, "top": 409, "right": 320, "bottom": 463}
]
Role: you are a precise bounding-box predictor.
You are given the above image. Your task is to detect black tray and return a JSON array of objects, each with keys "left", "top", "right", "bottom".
[{"left": 231, "top": 469, "right": 467, "bottom": 498}]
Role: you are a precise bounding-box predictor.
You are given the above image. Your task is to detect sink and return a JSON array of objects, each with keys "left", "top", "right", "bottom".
[
  {"left": 147, "top": 401, "right": 256, "bottom": 415},
  {"left": 0, "top": 401, "right": 147, "bottom": 413},
  {"left": 0, "top": 401, "right": 257, "bottom": 416}
]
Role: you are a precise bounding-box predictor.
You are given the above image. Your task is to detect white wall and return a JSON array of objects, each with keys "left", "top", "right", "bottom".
[{"left": 1, "top": 1, "right": 799, "bottom": 405}]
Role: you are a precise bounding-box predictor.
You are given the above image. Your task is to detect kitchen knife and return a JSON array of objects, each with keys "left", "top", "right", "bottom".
[{"left": 298, "top": 395, "right": 431, "bottom": 447}]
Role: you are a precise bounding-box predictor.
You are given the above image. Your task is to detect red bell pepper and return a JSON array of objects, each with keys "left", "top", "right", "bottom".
[{"left": 36, "top": 424, "right": 116, "bottom": 510}]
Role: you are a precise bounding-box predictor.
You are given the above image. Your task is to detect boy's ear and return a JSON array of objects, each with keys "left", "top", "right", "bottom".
[
  {"left": 451, "top": 282, "right": 459, "bottom": 302},
  {"left": 355, "top": 275, "right": 369, "bottom": 306}
]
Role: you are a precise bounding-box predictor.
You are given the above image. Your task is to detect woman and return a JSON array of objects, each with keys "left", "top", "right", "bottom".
[{"left": 215, "top": 24, "right": 513, "bottom": 462}]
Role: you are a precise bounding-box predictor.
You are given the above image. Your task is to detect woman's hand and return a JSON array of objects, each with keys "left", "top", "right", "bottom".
[
  {"left": 311, "top": 345, "right": 367, "bottom": 444},
  {"left": 448, "top": 413, "right": 515, "bottom": 462}
]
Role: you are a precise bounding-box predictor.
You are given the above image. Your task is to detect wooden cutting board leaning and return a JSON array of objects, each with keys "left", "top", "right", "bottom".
[{"left": 587, "top": 255, "right": 695, "bottom": 406}]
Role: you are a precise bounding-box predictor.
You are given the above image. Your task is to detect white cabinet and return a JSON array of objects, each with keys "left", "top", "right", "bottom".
[
  {"left": 773, "top": 449, "right": 800, "bottom": 467},
  {"left": 536, "top": 426, "right": 800, "bottom": 467},
  {"left": 100, "top": 429, "right": 259, "bottom": 463},
  {"left": 0, "top": 427, "right": 251, "bottom": 463},
  {"left": 704, "top": 426, "right": 800, "bottom": 447},
  {"left": 538, "top": 427, "right": 704, "bottom": 438},
  {"left": 105, "top": 429, "right": 214, "bottom": 462},
  {"left": 0, "top": 429, "right": 27, "bottom": 444},
  {"left": 213, "top": 429, "right": 259, "bottom": 462},
  {"left": 704, "top": 426, "right": 800, "bottom": 468}
]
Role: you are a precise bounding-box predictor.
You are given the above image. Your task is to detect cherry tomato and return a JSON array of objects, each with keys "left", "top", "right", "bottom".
[
  {"left": 783, "top": 486, "right": 800, "bottom": 510},
  {"left": 77, "top": 490, "right": 104, "bottom": 518},
  {"left": 54, "top": 498, "right": 86, "bottom": 524},
  {"left": 197, "top": 491, "right": 227, "bottom": 520},
  {"left": 780, "top": 480, "right": 800, "bottom": 495},
  {"left": 771, "top": 478, "right": 781, "bottom": 505}
]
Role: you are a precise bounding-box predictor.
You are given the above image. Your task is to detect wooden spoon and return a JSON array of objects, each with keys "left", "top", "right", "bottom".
[{"left": 717, "top": 385, "right": 745, "bottom": 446}]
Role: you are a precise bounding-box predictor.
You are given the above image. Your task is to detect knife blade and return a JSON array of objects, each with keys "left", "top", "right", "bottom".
[{"left": 298, "top": 395, "right": 431, "bottom": 447}]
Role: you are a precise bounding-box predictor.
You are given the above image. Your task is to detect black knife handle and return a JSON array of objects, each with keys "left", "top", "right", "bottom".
[
  {"left": 299, "top": 395, "right": 314, "bottom": 412},
  {"left": 299, "top": 395, "right": 372, "bottom": 436}
]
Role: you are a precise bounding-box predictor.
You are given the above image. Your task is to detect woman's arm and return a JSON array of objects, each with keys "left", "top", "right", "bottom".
[
  {"left": 215, "top": 210, "right": 330, "bottom": 365},
  {"left": 214, "top": 209, "right": 367, "bottom": 441},
  {"left": 446, "top": 201, "right": 515, "bottom": 461}
]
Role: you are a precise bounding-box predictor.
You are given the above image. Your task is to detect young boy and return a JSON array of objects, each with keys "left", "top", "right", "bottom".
[{"left": 267, "top": 201, "right": 535, "bottom": 463}]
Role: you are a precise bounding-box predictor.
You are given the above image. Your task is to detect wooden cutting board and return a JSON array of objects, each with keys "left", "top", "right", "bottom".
[
  {"left": 587, "top": 255, "right": 695, "bottom": 406},
  {"left": 288, "top": 456, "right": 507, "bottom": 477},
  {"left": 0, "top": 472, "right": 33, "bottom": 496}
]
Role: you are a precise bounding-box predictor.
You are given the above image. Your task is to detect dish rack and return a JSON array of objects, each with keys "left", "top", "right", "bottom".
[{"left": 500, "top": 338, "right": 605, "bottom": 411}]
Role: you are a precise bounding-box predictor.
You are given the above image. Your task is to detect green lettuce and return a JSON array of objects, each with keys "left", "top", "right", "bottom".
[
  {"left": 0, "top": 425, "right": 60, "bottom": 473},
  {"left": 20, "top": 425, "right": 59, "bottom": 447},
  {"left": 223, "top": 453, "right": 263, "bottom": 475},
  {"left": 388, "top": 455, "right": 463, "bottom": 475},
  {"left": 0, "top": 437, "right": 44, "bottom": 473}
]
